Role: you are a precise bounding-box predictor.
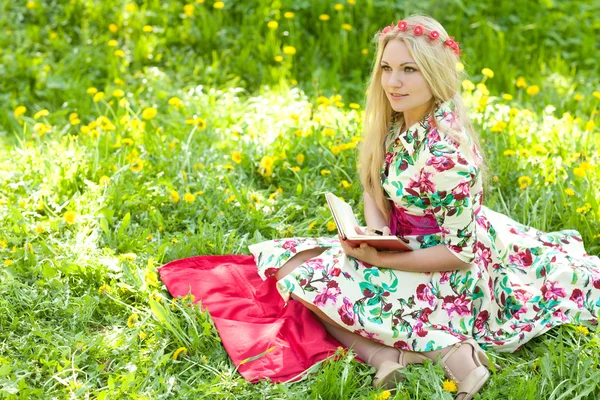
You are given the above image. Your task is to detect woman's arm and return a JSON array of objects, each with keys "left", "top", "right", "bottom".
[
  {"left": 363, "top": 192, "right": 388, "bottom": 230},
  {"left": 338, "top": 238, "right": 470, "bottom": 272}
]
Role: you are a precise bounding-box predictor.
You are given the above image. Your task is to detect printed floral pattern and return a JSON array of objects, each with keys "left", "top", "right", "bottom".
[{"left": 249, "top": 100, "right": 600, "bottom": 352}]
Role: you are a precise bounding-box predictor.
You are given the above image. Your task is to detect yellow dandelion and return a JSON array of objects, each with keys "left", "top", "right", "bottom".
[
  {"left": 138, "top": 332, "right": 147, "bottom": 340},
  {"left": 64, "top": 211, "right": 77, "bottom": 224},
  {"left": 573, "top": 93, "right": 583, "bottom": 101},
  {"left": 4, "top": 259, "right": 14, "bottom": 266},
  {"left": 334, "top": 3, "right": 344, "bottom": 11},
  {"left": 592, "top": 91, "right": 600, "bottom": 100},
  {"left": 284, "top": 11, "right": 294, "bottom": 18},
  {"left": 26, "top": 1, "right": 35, "bottom": 9},
  {"left": 296, "top": 153, "right": 305, "bottom": 164},
  {"left": 308, "top": 221, "right": 317, "bottom": 230},
  {"left": 477, "top": 83, "right": 490, "bottom": 96},
  {"left": 173, "top": 347, "right": 187, "bottom": 360},
  {"left": 580, "top": 162, "right": 593, "bottom": 171},
  {"left": 143, "top": 25, "right": 153, "bottom": 32},
  {"left": 585, "top": 120, "right": 595, "bottom": 131},
  {"left": 225, "top": 195, "right": 236, "bottom": 203},
  {"left": 341, "top": 180, "right": 352, "bottom": 188},
  {"left": 291, "top": 166, "right": 300, "bottom": 172},
  {"left": 564, "top": 188, "right": 575, "bottom": 196},
  {"left": 231, "top": 151, "right": 242, "bottom": 164},
  {"left": 99, "top": 176, "right": 111, "bottom": 185},
  {"left": 109, "top": 23, "right": 118, "bottom": 32},
  {"left": 14, "top": 106, "right": 27, "bottom": 118},
  {"left": 184, "top": 4, "right": 194, "bottom": 17},
  {"left": 503, "top": 150, "right": 516, "bottom": 156},
  {"left": 283, "top": 46, "right": 296, "bottom": 55},
  {"left": 375, "top": 391, "right": 391, "bottom": 400},
  {"left": 573, "top": 167, "right": 586, "bottom": 178},
  {"left": 87, "top": 87, "right": 98, "bottom": 95},
  {"left": 503, "top": 93, "right": 513, "bottom": 101},
  {"left": 142, "top": 107, "right": 158, "bottom": 120},
  {"left": 34, "top": 109, "right": 49, "bottom": 119},
  {"left": 576, "top": 325, "right": 589, "bottom": 335},
  {"left": 327, "top": 220, "right": 336, "bottom": 231},
  {"left": 108, "top": 39, "right": 118, "bottom": 47},
  {"left": 112, "top": 89, "right": 125, "bottom": 98},
  {"left": 213, "top": 1, "right": 224, "bottom": 9},
  {"left": 127, "top": 313, "right": 139, "bottom": 328},
  {"left": 321, "top": 169, "right": 331, "bottom": 176},
  {"left": 516, "top": 77, "right": 527, "bottom": 88},
  {"left": 114, "top": 49, "right": 125, "bottom": 57},
  {"left": 98, "top": 284, "right": 111, "bottom": 295},
  {"left": 348, "top": 0, "right": 356, "bottom": 3},
  {"left": 93, "top": 92, "right": 105, "bottom": 102},
  {"left": 490, "top": 121, "right": 507, "bottom": 133},
  {"left": 168, "top": 97, "right": 182, "bottom": 107},
  {"left": 349, "top": 103, "right": 360, "bottom": 109},
  {"left": 260, "top": 155, "right": 275, "bottom": 170},
  {"left": 267, "top": 20, "right": 278, "bottom": 29},
  {"left": 462, "top": 79, "right": 475, "bottom": 91},
  {"left": 481, "top": 68, "right": 494, "bottom": 78},
  {"left": 442, "top": 379, "right": 458, "bottom": 392},
  {"left": 342, "top": 24, "right": 352, "bottom": 31},
  {"left": 319, "top": 14, "right": 330, "bottom": 21},
  {"left": 322, "top": 127, "right": 336, "bottom": 136},
  {"left": 517, "top": 176, "right": 532, "bottom": 190},
  {"left": 130, "top": 159, "right": 144, "bottom": 172},
  {"left": 526, "top": 85, "right": 540, "bottom": 96},
  {"left": 331, "top": 145, "right": 341, "bottom": 155},
  {"left": 184, "top": 193, "right": 196, "bottom": 203},
  {"left": 361, "top": 48, "right": 369, "bottom": 55},
  {"left": 125, "top": 4, "right": 136, "bottom": 12},
  {"left": 170, "top": 190, "right": 180, "bottom": 203},
  {"left": 274, "top": 55, "right": 283, "bottom": 62}
]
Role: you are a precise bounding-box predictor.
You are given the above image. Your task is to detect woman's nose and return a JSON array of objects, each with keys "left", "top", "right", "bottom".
[{"left": 388, "top": 71, "right": 403, "bottom": 87}]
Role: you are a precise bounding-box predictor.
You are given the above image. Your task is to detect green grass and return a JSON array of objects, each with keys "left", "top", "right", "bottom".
[{"left": 1, "top": 0, "right": 600, "bottom": 399}]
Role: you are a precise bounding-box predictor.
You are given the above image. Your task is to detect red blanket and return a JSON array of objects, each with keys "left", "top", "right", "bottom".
[{"left": 158, "top": 255, "right": 341, "bottom": 382}]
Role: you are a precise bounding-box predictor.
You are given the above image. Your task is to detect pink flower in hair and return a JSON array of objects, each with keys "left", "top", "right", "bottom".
[
  {"left": 429, "top": 30, "right": 440, "bottom": 40},
  {"left": 445, "top": 38, "right": 456, "bottom": 48},
  {"left": 413, "top": 25, "right": 424, "bottom": 35},
  {"left": 397, "top": 20, "right": 408, "bottom": 31},
  {"left": 382, "top": 25, "right": 393, "bottom": 35}
]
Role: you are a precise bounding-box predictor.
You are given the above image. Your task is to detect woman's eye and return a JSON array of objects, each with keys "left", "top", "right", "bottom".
[
  {"left": 405, "top": 67, "right": 416, "bottom": 72},
  {"left": 381, "top": 65, "right": 391, "bottom": 71}
]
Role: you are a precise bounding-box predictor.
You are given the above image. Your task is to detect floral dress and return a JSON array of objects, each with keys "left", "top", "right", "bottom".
[{"left": 248, "top": 100, "right": 600, "bottom": 352}]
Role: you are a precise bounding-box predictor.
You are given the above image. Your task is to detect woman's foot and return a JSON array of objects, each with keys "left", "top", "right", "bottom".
[
  {"left": 423, "top": 339, "right": 490, "bottom": 400},
  {"left": 368, "top": 347, "right": 428, "bottom": 390}
]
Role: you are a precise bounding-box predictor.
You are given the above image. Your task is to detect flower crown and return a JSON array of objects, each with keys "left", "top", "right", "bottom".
[{"left": 380, "top": 20, "right": 461, "bottom": 57}]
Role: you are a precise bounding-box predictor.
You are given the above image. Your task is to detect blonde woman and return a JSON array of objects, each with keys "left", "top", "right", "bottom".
[{"left": 249, "top": 15, "right": 600, "bottom": 400}]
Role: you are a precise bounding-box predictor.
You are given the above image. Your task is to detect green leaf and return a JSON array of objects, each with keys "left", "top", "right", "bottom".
[{"left": 117, "top": 212, "right": 131, "bottom": 238}]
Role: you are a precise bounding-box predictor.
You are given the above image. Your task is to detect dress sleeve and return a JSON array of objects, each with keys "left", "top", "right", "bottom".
[{"left": 416, "top": 139, "right": 479, "bottom": 264}]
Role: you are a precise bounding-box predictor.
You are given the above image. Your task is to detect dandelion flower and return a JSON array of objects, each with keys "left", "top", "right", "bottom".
[
  {"left": 361, "top": 48, "right": 368, "bottom": 55},
  {"left": 327, "top": 221, "right": 336, "bottom": 231},
  {"left": 526, "top": 85, "right": 540, "bottom": 96},
  {"left": 99, "top": 176, "right": 111, "bottom": 185},
  {"left": 114, "top": 49, "right": 125, "bottom": 57},
  {"left": 4, "top": 259, "right": 14, "bottom": 266},
  {"left": 321, "top": 169, "right": 331, "bottom": 175},
  {"left": 334, "top": 3, "right": 344, "bottom": 11},
  {"left": 64, "top": 211, "right": 77, "bottom": 224},
  {"left": 573, "top": 93, "right": 583, "bottom": 101},
  {"left": 573, "top": 167, "right": 586, "bottom": 178},
  {"left": 585, "top": 120, "right": 595, "bottom": 131},
  {"left": 517, "top": 176, "right": 532, "bottom": 190},
  {"left": 143, "top": 25, "right": 153, "bottom": 32},
  {"left": 87, "top": 87, "right": 98, "bottom": 95},
  {"left": 502, "top": 94, "right": 513, "bottom": 101},
  {"left": 284, "top": 11, "right": 294, "bottom": 18},
  {"left": 130, "top": 159, "right": 144, "bottom": 172},
  {"left": 481, "top": 68, "right": 494, "bottom": 78},
  {"left": 231, "top": 151, "right": 242, "bottom": 164},
  {"left": 184, "top": 193, "right": 196, "bottom": 203},
  {"left": 108, "top": 39, "right": 118, "bottom": 47},
  {"left": 127, "top": 313, "right": 139, "bottom": 328},
  {"left": 34, "top": 109, "right": 49, "bottom": 119},
  {"left": 319, "top": 14, "right": 330, "bottom": 21},
  {"left": 184, "top": 4, "right": 194, "bottom": 16},
  {"left": 260, "top": 155, "right": 275, "bottom": 170},
  {"left": 274, "top": 55, "right": 283, "bottom": 62},
  {"left": 308, "top": 221, "right": 316, "bottom": 230},
  {"left": 349, "top": 103, "right": 360, "bottom": 109},
  {"left": 98, "top": 284, "right": 111, "bottom": 295},
  {"left": 442, "top": 379, "right": 458, "bottom": 392},
  {"left": 14, "top": 106, "right": 27, "bottom": 118},
  {"left": 112, "top": 89, "right": 124, "bottom": 97},
  {"left": 109, "top": 23, "right": 118, "bottom": 32},
  {"left": 93, "top": 92, "right": 105, "bottom": 102},
  {"left": 341, "top": 180, "right": 352, "bottom": 188},
  {"left": 455, "top": 62, "right": 464, "bottom": 71},
  {"left": 283, "top": 46, "right": 296, "bottom": 55},
  {"left": 139, "top": 332, "right": 147, "bottom": 340},
  {"left": 564, "top": 188, "right": 575, "bottom": 196},
  {"left": 342, "top": 24, "right": 352, "bottom": 31},
  {"left": 516, "top": 77, "right": 527, "bottom": 88},
  {"left": 593, "top": 91, "right": 600, "bottom": 100},
  {"left": 213, "top": 1, "right": 224, "bottom": 9},
  {"left": 142, "top": 107, "right": 158, "bottom": 120},
  {"left": 173, "top": 347, "right": 187, "bottom": 360},
  {"left": 26, "top": 1, "right": 36, "bottom": 9},
  {"left": 267, "top": 21, "right": 278, "bottom": 29},
  {"left": 462, "top": 80, "right": 475, "bottom": 91},
  {"left": 170, "top": 190, "right": 180, "bottom": 203},
  {"left": 576, "top": 325, "right": 589, "bottom": 335}
]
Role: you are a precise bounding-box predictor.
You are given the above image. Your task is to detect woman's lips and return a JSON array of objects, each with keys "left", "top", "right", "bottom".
[{"left": 390, "top": 94, "right": 408, "bottom": 100}]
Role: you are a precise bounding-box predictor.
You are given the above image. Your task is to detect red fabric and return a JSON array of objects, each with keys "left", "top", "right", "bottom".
[{"left": 158, "top": 255, "right": 342, "bottom": 383}]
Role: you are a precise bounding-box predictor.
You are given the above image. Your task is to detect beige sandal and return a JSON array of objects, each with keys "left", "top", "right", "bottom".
[
  {"left": 437, "top": 339, "right": 490, "bottom": 400},
  {"left": 368, "top": 347, "right": 429, "bottom": 390}
]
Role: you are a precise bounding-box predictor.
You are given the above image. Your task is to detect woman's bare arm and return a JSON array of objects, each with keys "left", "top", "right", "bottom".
[{"left": 363, "top": 192, "right": 388, "bottom": 230}]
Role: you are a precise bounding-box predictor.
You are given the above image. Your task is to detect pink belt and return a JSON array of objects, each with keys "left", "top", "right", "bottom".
[{"left": 389, "top": 204, "right": 482, "bottom": 236}]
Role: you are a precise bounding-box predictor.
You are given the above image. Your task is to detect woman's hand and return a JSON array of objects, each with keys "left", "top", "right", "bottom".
[
  {"left": 354, "top": 226, "right": 392, "bottom": 236},
  {"left": 338, "top": 228, "right": 383, "bottom": 266}
]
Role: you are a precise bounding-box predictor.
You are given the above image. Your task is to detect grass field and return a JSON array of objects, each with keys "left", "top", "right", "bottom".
[{"left": 1, "top": 0, "right": 600, "bottom": 398}]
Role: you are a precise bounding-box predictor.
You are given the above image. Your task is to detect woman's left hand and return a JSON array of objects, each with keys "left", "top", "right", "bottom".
[{"left": 338, "top": 229, "right": 381, "bottom": 266}]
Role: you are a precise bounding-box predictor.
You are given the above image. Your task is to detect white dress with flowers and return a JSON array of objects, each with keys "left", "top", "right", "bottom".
[{"left": 248, "top": 100, "right": 600, "bottom": 352}]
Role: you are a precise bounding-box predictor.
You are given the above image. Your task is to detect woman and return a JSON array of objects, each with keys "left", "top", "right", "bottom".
[{"left": 249, "top": 15, "right": 600, "bottom": 400}]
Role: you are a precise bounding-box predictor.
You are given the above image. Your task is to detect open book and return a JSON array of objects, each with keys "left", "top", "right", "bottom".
[{"left": 325, "top": 192, "right": 412, "bottom": 252}]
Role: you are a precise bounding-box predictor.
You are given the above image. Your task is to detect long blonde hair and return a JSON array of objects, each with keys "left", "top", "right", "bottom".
[{"left": 358, "top": 14, "right": 489, "bottom": 222}]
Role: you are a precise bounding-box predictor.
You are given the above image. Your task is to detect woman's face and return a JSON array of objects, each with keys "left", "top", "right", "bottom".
[{"left": 380, "top": 39, "right": 434, "bottom": 125}]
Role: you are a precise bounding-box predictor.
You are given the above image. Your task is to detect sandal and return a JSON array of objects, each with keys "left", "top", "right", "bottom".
[
  {"left": 369, "top": 347, "right": 429, "bottom": 390},
  {"left": 437, "top": 339, "right": 490, "bottom": 400}
]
